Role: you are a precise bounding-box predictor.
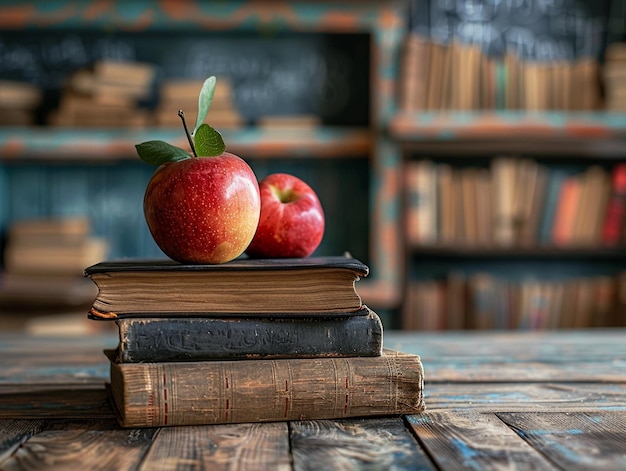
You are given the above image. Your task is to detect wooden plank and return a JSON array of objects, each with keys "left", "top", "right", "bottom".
[
  {"left": 385, "top": 330, "right": 626, "bottom": 382},
  {"left": 0, "top": 386, "right": 114, "bottom": 419},
  {"left": 406, "top": 411, "right": 557, "bottom": 471},
  {"left": 0, "top": 420, "right": 44, "bottom": 464},
  {"left": 426, "top": 383, "right": 626, "bottom": 412},
  {"left": 0, "top": 335, "right": 114, "bottom": 385},
  {"left": 290, "top": 417, "right": 435, "bottom": 470},
  {"left": 0, "top": 419, "right": 156, "bottom": 470},
  {"left": 497, "top": 412, "right": 626, "bottom": 471},
  {"left": 420, "top": 360, "right": 626, "bottom": 383},
  {"left": 138, "top": 422, "right": 291, "bottom": 471}
]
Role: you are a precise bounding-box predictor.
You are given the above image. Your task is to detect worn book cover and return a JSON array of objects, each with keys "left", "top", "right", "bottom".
[
  {"left": 106, "top": 349, "right": 425, "bottom": 428},
  {"left": 85, "top": 255, "right": 368, "bottom": 318},
  {"left": 113, "top": 306, "right": 383, "bottom": 363}
]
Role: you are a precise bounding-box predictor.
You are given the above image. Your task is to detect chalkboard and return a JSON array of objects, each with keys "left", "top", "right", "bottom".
[
  {"left": 0, "top": 30, "right": 370, "bottom": 126},
  {"left": 409, "top": 0, "right": 610, "bottom": 61}
]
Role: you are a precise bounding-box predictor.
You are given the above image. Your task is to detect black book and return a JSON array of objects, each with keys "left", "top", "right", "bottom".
[{"left": 112, "top": 306, "right": 383, "bottom": 363}]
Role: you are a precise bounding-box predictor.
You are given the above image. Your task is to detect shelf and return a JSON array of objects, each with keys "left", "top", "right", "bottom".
[
  {"left": 0, "top": 1, "right": 392, "bottom": 33},
  {"left": 0, "top": 126, "right": 371, "bottom": 161},
  {"left": 390, "top": 111, "right": 626, "bottom": 156},
  {"left": 409, "top": 245, "right": 626, "bottom": 260}
]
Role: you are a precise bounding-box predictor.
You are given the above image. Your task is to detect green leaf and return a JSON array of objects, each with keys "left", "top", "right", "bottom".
[
  {"left": 193, "top": 76, "right": 216, "bottom": 136},
  {"left": 135, "top": 140, "right": 190, "bottom": 165},
  {"left": 193, "top": 123, "right": 226, "bottom": 157}
]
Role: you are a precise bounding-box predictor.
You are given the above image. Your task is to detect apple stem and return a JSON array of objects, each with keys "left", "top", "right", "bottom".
[{"left": 178, "top": 110, "right": 197, "bottom": 157}]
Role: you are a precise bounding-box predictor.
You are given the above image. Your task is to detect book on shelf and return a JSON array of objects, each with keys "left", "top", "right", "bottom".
[
  {"left": 492, "top": 157, "right": 518, "bottom": 245},
  {"left": 84, "top": 255, "right": 369, "bottom": 318},
  {"left": 106, "top": 348, "right": 425, "bottom": 428},
  {"left": 404, "top": 159, "right": 437, "bottom": 245},
  {"left": 156, "top": 77, "right": 243, "bottom": 129},
  {"left": 0, "top": 80, "right": 41, "bottom": 126},
  {"left": 551, "top": 174, "right": 583, "bottom": 247},
  {"left": 602, "top": 163, "right": 626, "bottom": 246},
  {"left": 3, "top": 216, "right": 108, "bottom": 277},
  {"left": 110, "top": 306, "right": 383, "bottom": 363}
]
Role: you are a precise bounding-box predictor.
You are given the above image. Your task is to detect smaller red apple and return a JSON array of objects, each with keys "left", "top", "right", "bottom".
[{"left": 246, "top": 173, "right": 325, "bottom": 258}]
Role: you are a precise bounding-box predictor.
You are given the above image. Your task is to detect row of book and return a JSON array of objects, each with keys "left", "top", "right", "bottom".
[
  {"left": 405, "top": 158, "right": 626, "bottom": 248},
  {"left": 403, "top": 271, "right": 626, "bottom": 331},
  {"left": 399, "top": 33, "right": 602, "bottom": 112},
  {"left": 84, "top": 255, "right": 424, "bottom": 428}
]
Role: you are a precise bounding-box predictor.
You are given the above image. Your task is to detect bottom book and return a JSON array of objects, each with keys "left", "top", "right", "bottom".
[{"left": 106, "top": 349, "right": 425, "bottom": 427}]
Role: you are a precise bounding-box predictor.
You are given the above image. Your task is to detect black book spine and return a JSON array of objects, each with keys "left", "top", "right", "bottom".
[{"left": 116, "top": 309, "right": 383, "bottom": 362}]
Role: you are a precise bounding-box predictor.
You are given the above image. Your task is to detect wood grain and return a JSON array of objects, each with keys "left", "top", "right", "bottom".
[
  {"left": 139, "top": 422, "right": 291, "bottom": 471},
  {"left": 426, "top": 383, "right": 626, "bottom": 412},
  {"left": 497, "top": 412, "right": 626, "bottom": 470},
  {"left": 0, "top": 419, "right": 156, "bottom": 471},
  {"left": 406, "top": 411, "right": 556, "bottom": 470},
  {"left": 0, "top": 386, "right": 114, "bottom": 419},
  {"left": 0, "top": 420, "right": 44, "bottom": 464},
  {"left": 290, "top": 417, "right": 435, "bottom": 470}
]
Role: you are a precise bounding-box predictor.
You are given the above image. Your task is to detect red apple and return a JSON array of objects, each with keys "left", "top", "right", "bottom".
[
  {"left": 144, "top": 152, "right": 260, "bottom": 264},
  {"left": 246, "top": 173, "right": 324, "bottom": 258}
]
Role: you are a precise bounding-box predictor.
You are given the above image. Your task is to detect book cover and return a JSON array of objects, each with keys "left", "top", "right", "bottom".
[
  {"left": 85, "top": 256, "right": 368, "bottom": 318},
  {"left": 492, "top": 157, "right": 518, "bottom": 246},
  {"left": 113, "top": 306, "right": 383, "bottom": 363},
  {"left": 106, "top": 349, "right": 425, "bottom": 428},
  {"left": 601, "top": 164, "right": 626, "bottom": 246},
  {"left": 551, "top": 175, "right": 582, "bottom": 246},
  {"left": 538, "top": 169, "right": 567, "bottom": 245},
  {"left": 405, "top": 160, "right": 437, "bottom": 245}
]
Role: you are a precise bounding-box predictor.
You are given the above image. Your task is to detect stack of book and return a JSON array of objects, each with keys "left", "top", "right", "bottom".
[
  {"left": 84, "top": 255, "right": 425, "bottom": 428},
  {"left": 0, "top": 80, "right": 42, "bottom": 126},
  {"left": 0, "top": 217, "right": 104, "bottom": 313},
  {"left": 155, "top": 78, "right": 244, "bottom": 129},
  {"left": 49, "top": 60, "right": 156, "bottom": 128}
]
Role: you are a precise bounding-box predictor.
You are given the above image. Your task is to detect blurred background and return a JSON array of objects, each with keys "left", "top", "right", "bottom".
[{"left": 0, "top": 0, "right": 625, "bottom": 334}]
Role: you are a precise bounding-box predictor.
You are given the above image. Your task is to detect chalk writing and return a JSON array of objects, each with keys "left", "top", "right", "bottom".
[{"left": 410, "top": 0, "right": 608, "bottom": 60}]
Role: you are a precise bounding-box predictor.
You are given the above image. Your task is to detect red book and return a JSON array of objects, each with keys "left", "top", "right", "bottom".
[{"left": 602, "top": 164, "right": 626, "bottom": 246}]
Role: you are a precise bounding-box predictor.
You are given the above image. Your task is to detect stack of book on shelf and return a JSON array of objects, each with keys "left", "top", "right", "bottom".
[
  {"left": 84, "top": 255, "right": 425, "bottom": 428},
  {"left": 0, "top": 80, "right": 42, "bottom": 126},
  {"left": 0, "top": 217, "right": 105, "bottom": 313},
  {"left": 603, "top": 43, "right": 626, "bottom": 111},
  {"left": 398, "top": 33, "right": 601, "bottom": 112},
  {"left": 155, "top": 78, "right": 244, "bottom": 129},
  {"left": 49, "top": 60, "right": 156, "bottom": 128}
]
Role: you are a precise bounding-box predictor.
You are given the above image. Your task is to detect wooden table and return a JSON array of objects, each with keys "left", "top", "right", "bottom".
[{"left": 1, "top": 329, "right": 625, "bottom": 470}]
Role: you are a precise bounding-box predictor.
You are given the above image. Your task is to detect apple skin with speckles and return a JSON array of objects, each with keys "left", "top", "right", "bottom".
[
  {"left": 245, "top": 173, "right": 324, "bottom": 259},
  {"left": 143, "top": 152, "right": 261, "bottom": 264}
]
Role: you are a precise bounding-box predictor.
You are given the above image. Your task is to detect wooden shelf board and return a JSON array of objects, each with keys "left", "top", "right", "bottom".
[
  {"left": 391, "top": 111, "right": 626, "bottom": 138},
  {"left": 0, "top": 1, "right": 392, "bottom": 33},
  {"left": 409, "top": 245, "right": 626, "bottom": 260},
  {"left": 0, "top": 126, "right": 371, "bottom": 161}
]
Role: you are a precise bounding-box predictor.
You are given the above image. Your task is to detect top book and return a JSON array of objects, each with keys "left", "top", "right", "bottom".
[{"left": 85, "top": 256, "right": 369, "bottom": 318}]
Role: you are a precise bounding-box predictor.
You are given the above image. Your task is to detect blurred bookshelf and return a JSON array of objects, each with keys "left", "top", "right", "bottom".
[
  {"left": 0, "top": 0, "right": 407, "bottom": 332},
  {"left": 3, "top": 0, "right": 626, "bottom": 331}
]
